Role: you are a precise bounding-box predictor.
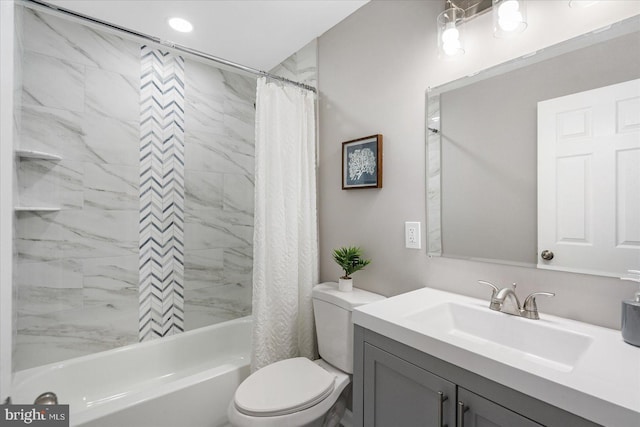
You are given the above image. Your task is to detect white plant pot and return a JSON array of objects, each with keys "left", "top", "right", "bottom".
[{"left": 338, "top": 277, "right": 353, "bottom": 292}]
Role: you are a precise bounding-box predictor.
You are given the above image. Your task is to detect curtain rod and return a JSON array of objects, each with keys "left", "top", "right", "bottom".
[{"left": 23, "top": 0, "right": 318, "bottom": 94}]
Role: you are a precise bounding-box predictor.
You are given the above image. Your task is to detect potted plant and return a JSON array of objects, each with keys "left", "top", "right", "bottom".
[{"left": 332, "top": 246, "right": 371, "bottom": 292}]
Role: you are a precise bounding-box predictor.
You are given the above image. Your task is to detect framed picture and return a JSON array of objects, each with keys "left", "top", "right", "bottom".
[{"left": 342, "top": 134, "right": 383, "bottom": 189}]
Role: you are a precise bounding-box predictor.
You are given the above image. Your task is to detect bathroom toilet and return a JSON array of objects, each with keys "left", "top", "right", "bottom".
[{"left": 227, "top": 282, "right": 385, "bottom": 427}]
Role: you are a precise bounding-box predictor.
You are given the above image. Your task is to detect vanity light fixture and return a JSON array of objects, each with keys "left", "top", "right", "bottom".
[
  {"left": 168, "top": 17, "right": 193, "bottom": 33},
  {"left": 437, "top": 6, "right": 465, "bottom": 57},
  {"left": 493, "top": 0, "right": 527, "bottom": 37}
]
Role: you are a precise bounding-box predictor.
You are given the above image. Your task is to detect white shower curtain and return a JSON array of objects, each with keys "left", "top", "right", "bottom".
[{"left": 251, "top": 77, "right": 318, "bottom": 371}]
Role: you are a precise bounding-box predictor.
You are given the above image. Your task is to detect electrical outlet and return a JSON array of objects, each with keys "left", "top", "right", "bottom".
[{"left": 405, "top": 222, "right": 421, "bottom": 249}]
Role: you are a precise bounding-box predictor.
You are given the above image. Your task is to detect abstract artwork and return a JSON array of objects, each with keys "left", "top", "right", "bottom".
[{"left": 342, "top": 134, "right": 383, "bottom": 189}]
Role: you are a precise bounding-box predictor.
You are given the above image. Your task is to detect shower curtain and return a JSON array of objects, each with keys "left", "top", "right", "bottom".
[{"left": 251, "top": 77, "right": 318, "bottom": 371}]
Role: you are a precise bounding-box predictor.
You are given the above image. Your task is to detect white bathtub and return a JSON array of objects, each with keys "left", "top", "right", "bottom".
[{"left": 11, "top": 317, "right": 252, "bottom": 427}]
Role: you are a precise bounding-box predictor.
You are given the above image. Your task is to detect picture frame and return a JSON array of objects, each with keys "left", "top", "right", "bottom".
[{"left": 342, "top": 134, "right": 383, "bottom": 189}]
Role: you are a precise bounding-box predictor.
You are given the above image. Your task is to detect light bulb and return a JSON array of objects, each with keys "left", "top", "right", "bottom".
[
  {"left": 442, "top": 23, "right": 461, "bottom": 56},
  {"left": 442, "top": 25, "right": 459, "bottom": 43},
  {"left": 437, "top": 7, "right": 465, "bottom": 58},
  {"left": 498, "top": 0, "right": 520, "bottom": 15},
  {"left": 494, "top": 0, "right": 526, "bottom": 35}
]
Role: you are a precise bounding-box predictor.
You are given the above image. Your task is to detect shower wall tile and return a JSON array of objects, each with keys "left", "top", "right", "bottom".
[
  {"left": 184, "top": 248, "right": 225, "bottom": 290},
  {"left": 22, "top": 51, "right": 84, "bottom": 112},
  {"left": 184, "top": 209, "right": 253, "bottom": 251},
  {"left": 224, "top": 247, "right": 253, "bottom": 287},
  {"left": 83, "top": 255, "right": 139, "bottom": 314},
  {"left": 85, "top": 68, "right": 139, "bottom": 121},
  {"left": 224, "top": 98, "right": 255, "bottom": 147},
  {"left": 270, "top": 55, "right": 296, "bottom": 82},
  {"left": 83, "top": 113, "right": 139, "bottom": 166},
  {"left": 82, "top": 255, "right": 139, "bottom": 291},
  {"left": 16, "top": 8, "right": 141, "bottom": 369},
  {"left": 15, "top": 5, "right": 277, "bottom": 365},
  {"left": 17, "top": 259, "right": 83, "bottom": 289},
  {"left": 183, "top": 283, "right": 252, "bottom": 331},
  {"left": 221, "top": 70, "right": 257, "bottom": 104},
  {"left": 17, "top": 210, "right": 138, "bottom": 262},
  {"left": 295, "top": 40, "right": 319, "bottom": 87},
  {"left": 185, "top": 59, "right": 227, "bottom": 96},
  {"left": 17, "top": 287, "right": 83, "bottom": 317},
  {"left": 84, "top": 163, "right": 139, "bottom": 210},
  {"left": 185, "top": 170, "right": 224, "bottom": 212},
  {"left": 15, "top": 302, "right": 138, "bottom": 371},
  {"left": 224, "top": 174, "right": 254, "bottom": 216},
  {"left": 181, "top": 61, "right": 256, "bottom": 334},
  {"left": 138, "top": 46, "right": 186, "bottom": 341},
  {"left": 18, "top": 159, "right": 84, "bottom": 209},
  {"left": 24, "top": 9, "right": 139, "bottom": 77},
  {"left": 184, "top": 131, "right": 254, "bottom": 176},
  {"left": 269, "top": 39, "right": 318, "bottom": 88},
  {"left": 185, "top": 94, "right": 225, "bottom": 134},
  {"left": 20, "top": 106, "right": 85, "bottom": 159}
]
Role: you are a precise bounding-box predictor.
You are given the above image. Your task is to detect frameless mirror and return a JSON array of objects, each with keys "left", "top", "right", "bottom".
[{"left": 427, "top": 16, "right": 640, "bottom": 277}]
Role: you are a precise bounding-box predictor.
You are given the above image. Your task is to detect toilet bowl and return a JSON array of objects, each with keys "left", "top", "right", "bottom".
[{"left": 227, "top": 282, "right": 385, "bottom": 427}]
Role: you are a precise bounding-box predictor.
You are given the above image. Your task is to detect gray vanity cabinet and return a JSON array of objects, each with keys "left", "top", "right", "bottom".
[
  {"left": 353, "top": 325, "right": 601, "bottom": 427},
  {"left": 363, "top": 343, "right": 456, "bottom": 426}
]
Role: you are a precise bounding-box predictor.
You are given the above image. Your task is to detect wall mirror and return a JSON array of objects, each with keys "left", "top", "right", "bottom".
[{"left": 426, "top": 16, "right": 640, "bottom": 278}]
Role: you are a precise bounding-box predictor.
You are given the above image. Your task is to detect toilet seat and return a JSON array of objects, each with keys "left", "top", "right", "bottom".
[{"left": 234, "top": 357, "right": 335, "bottom": 417}]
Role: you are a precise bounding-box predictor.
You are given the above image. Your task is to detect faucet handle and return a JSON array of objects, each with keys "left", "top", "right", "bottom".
[
  {"left": 522, "top": 292, "right": 555, "bottom": 319},
  {"left": 478, "top": 280, "right": 499, "bottom": 298}
]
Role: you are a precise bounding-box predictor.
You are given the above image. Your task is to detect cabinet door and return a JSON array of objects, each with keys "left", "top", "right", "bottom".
[
  {"left": 363, "top": 343, "right": 456, "bottom": 427},
  {"left": 457, "top": 388, "right": 543, "bottom": 427}
]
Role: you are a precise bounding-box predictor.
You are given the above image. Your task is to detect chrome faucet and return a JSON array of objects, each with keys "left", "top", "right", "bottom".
[{"left": 478, "top": 280, "right": 554, "bottom": 320}]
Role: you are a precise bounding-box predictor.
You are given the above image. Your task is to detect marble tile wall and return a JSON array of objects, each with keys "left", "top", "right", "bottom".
[
  {"left": 182, "top": 59, "right": 256, "bottom": 331},
  {"left": 15, "top": 6, "right": 317, "bottom": 370},
  {"left": 12, "top": 2, "right": 24, "bottom": 374},
  {"left": 269, "top": 39, "right": 318, "bottom": 88},
  {"left": 15, "top": 8, "right": 141, "bottom": 371}
]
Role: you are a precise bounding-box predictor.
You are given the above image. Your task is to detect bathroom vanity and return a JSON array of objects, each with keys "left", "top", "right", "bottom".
[{"left": 352, "top": 288, "right": 640, "bottom": 427}]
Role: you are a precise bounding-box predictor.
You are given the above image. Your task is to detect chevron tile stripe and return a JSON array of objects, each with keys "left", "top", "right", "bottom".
[{"left": 139, "top": 46, "right": 186, "bottom": 341}]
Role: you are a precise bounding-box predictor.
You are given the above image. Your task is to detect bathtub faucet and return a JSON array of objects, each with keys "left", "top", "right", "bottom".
[{"left": 34, "top": 392, "right": 58, "bottom": 405}]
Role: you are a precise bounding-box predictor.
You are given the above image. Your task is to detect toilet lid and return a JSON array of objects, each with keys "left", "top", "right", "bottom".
[{"left": 234, "top": 357, "right": 335, "bottom": 417}]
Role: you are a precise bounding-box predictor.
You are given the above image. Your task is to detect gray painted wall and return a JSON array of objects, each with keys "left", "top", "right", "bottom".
[{"left": 317, "top": 0, "right": 639, "bottom": 330}]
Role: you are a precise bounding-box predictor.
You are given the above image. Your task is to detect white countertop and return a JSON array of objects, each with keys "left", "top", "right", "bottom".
[{"left": 352, "top": 287, "right": 640, "bottom": 427}]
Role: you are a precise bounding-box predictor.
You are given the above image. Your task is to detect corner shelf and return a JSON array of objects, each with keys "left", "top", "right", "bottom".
[
  {"left": 15, "top": 149, "right": 62, "bottom": 161},
  {"left": 14, "top": 206, "right": 61, "bottom": 212}
]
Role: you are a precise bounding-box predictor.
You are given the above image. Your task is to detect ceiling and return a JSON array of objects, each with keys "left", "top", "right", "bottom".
[{"left": 45, "top": 0, "right": 369, "bottom": 71}]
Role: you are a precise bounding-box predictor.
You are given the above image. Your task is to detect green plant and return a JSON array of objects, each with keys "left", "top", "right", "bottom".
[{"left": 332, "top": 246, "right": 371, "bottom": 279}]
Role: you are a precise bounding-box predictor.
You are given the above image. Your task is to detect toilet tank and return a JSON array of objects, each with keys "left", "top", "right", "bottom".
[{"left": 312, "top": 282, "right": 385, "bottom": 373}]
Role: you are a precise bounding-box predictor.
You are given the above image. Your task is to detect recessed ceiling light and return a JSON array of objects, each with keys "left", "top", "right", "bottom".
[{"left": 168, "top": 17, "right": 193, "bottom": 33}]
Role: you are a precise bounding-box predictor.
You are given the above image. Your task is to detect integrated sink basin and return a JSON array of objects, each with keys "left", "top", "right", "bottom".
[
  {"left": 404, "top": 302, "right": 592, "bottom": 372},
  {"left": 352, "top": 286, "right": 640, "bottom": 427}
]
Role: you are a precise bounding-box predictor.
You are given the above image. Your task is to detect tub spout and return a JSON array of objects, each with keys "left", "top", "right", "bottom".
[{"left": 34, "top": 392, "right": 58, "bottom": 405}]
